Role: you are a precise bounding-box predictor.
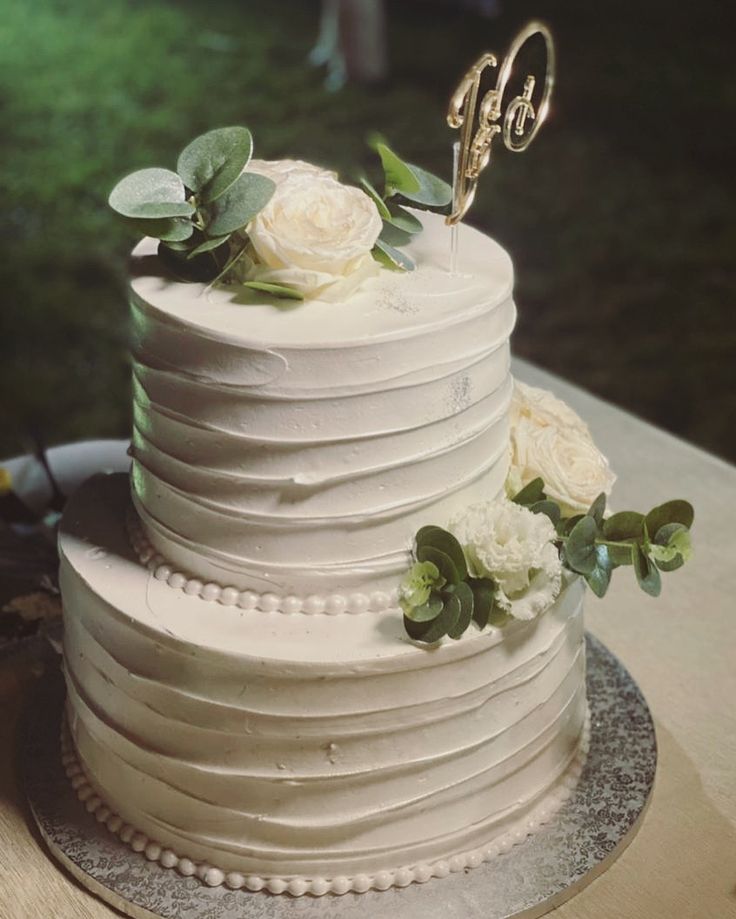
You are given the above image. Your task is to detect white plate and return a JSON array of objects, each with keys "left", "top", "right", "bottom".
[{"left": 2, "top": 439, "right": 130, "bottom": 510}]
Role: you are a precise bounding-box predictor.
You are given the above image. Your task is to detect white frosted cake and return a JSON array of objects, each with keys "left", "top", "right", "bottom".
[
  {"left": 127, "top": 212, "right": 514, "bottom": 600},
  {"left": 60, "top": 210, "right": 589, "bottom": 895}
]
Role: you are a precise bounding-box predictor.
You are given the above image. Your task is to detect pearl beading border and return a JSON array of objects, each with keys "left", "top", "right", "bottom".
[
  {"left": 126, "top": 507, "right": 400, "bottom": 616},
  {"left": 61, "top": 710, "right": 590, "bottom": 897}
]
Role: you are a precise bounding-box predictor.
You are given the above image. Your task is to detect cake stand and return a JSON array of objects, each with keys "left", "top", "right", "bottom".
[{"left": 22, "top": 632, "right": 656, "bottom": 919}]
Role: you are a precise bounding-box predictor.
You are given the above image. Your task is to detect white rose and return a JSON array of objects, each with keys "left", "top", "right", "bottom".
[
  {"left": 450, "top": 499, "right": 562, "bottom": 621},
  {"left": 511, "top": 380, "right": 591, "bottom": 435},
  {"left": 509, "top": 381, "right": 616, "bottom": 516},
  {"left": 246, "top": 158, "right": 338, "bottom": 185},
  {"left": 243, "top": 168, "right": 382, "bottom": 300}
]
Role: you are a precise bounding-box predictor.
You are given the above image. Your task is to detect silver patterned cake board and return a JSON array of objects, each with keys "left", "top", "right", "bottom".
[{"left": 22, "top": 633, "right": 656, "bottom": 919}]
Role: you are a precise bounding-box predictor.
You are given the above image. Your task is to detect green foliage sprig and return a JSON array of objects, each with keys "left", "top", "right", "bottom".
[
  {"left": 401, "top": 482, "right": 694, "bottom": 644},
  {"left": 511, "top": 478, "right": 694, "bottom": 599},
  {"left": 109, "top": 127, "right": 298, "bottom": 298},
  {"left": 363, "top": 137, "right": 453, "bottom": 272},
  {"left": 400, "top": 526, "right": 508, "bottom": 644},
  {"left": 110, "top": 127, "right": 451, "bottom": 294}
]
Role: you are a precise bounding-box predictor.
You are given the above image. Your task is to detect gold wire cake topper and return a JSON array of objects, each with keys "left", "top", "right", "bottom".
[{"left": 446, "top": 21, "right": 555, "bottom": 225}]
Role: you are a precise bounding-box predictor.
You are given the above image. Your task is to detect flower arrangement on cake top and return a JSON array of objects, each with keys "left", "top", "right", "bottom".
[
  {"left": 108, "top": 126, "right": 451, "bottom": 301},
  {"left": 400, "top": 381, "right": 694, "bottom": 643},
  {"left": 108, "top": 127, "right": 695, "bottom": 650}
]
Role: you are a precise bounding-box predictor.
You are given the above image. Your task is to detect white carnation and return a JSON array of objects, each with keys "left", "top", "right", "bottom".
[
  {"left": 241, "top": 165, "right": 382, "bottom": 300},
  {"left": 450, "top": 499, "right": 562, "bottom": 621},
  {"left": 509, "top": 381, "right": 616, "bottom": 516}
]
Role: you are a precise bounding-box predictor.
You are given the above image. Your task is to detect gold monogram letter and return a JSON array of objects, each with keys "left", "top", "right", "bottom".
[{"left": 447, "top": 21, "right": 555, "bottom": 225}]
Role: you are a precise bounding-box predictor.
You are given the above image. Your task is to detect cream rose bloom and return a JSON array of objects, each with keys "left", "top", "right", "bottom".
[
  {"left": 240, "top": 161, "right": 382, "bottom": 300},
  {"left": 508, "top": 381, "right": 616, "bottom": 516},
  {"left": 246, "top": 158, "right": 337, "bottom": 185},
  {"left": 512, "top": 380, "right": 591, "bottom": 435},
  {"left": 450, "top": 499, "right": 562, "bottom": 621}
]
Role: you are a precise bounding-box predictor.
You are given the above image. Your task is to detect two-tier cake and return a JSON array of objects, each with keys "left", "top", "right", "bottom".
[{"left": 59, "top": 206, "right": 589, "bottom": 895}]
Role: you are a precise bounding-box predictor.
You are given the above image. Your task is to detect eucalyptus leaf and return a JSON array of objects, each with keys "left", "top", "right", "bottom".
[
  {"left": 653, "top": 522, "right": 689, "bottom": 549},
  {"left": 530, "top": 500, "right": 561, "bottom": 526},
  {"left": 645, "top": 499, "right": 694, "bottom": 536},
  {"left": 124, "top": 216, "right": 194, "bottom": 242},
  {"left": 589, "top": 493, "right": 607, "bottom": 527},
  {"left": 668, "top": 527, "right": 693, "bottom": 562},
  {"left": 603, "top": 511, "right": 644, "bottom": 541},
  {"left": 387, "top": 205, "right": 423, "bottom": 234},
  {"left": 438, "top": 594, "right": 462, "bottom": 640},
  {"left": 586, "top": 545, "right": 613, "bottom": 598},
  {"left": 648, "top": 540, "right": 681, "bottom": 565},
  {"left": 109, "top": 168, "right": 192, "bottom": 218},
  {"left": 359, "top": 176, "right": 391, "bottom": 219},
  {"left": 205, "top": 172, "right": 276, "bottom": 236},
  {"left": 652, "top": 553, "right": 686, "bottom": 573},
  {"left": 565, "top": 515, "right": 598, "bottom": 575},
  {"left": 242, "top": 281, "right": 305, "bottom": 301},
  {"left": 404, "top": 614, "right": 437, "bottom": 642},
  {"left": 415, "top": 525, "right": 448, "bottom": 547},
  {"left": 447, "top": 582, "right": 474, "bottom": 639},
  {"left": 416, "top": 527, "right": 467, "bottom": 580},
  {"left": 632, "top": 544, "right": 662, "bottom": 596},
  {"left": 379, "top": 220, "right": 413, "bottom": 249},
  {"left": 373, "top": 141, "right": 420, "bottom": 198},
  {"left": 404, "top": 594, "right": 443, "bottom": 623},
  {"left": 371, "top": 139, "right": 452, "bottom": 206},
  {"left": 399, "top": 160, "right": 453, "bottom": 208},
  {"left": 469, "top": 578, "right": 494, "bottom": 629},
  {"left": 372, "top": 246, "right": 397, "bottom": 271},
  {"left": 163, "top": 238, "right": 196, "bottom": 252},
  {"left": 177, "top": 126, "right": 253, "bottom": 203},
  {"left": 405, "top": 598, "right": 457, "bottom": 643},
  {"left": 373, "top": 239, "right": 415, "bottom": 271},
  {"left": 512, "top": 478, "right": 546, "bottom": 507},
  {"left": 186, "top": 235, "right": 231, "bottom": 258},
  {"left": 416, "top": 545, "right": 460, "bottom": 586},
  {"left": 607, "top": 543, "right": 634, "bottom": 567},
  {"left": 557, "top": 513, "right": 584, "bottom": 537},
  {"left": 642, "top": 517, "right": 652, "bottom": 550},
  {"left": 650, "top": 522, "right": 691, "bottom": 571}
]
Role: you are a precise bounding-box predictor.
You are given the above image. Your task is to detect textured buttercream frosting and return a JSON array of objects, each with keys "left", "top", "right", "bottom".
[
  {"left": 129, "top": 211, "right": 515, "bottom": 595},
  {"left": 59, "top": 208, "right": 591, "bottom": 894},
  {"left": 61, "top": 475, "right": 587, "bottom": 889}
]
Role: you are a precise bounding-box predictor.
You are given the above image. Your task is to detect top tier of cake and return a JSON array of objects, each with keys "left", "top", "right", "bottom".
[{"left": 129, "top": 212, "right": 516, "bottom": 602}]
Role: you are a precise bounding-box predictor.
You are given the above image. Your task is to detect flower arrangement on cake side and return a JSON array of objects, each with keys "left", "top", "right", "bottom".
[
  {"left": 400, "top": 381, "right": 694, "bottom": 643},
  {"left": 108, "top": 126, "right": 451, "bottom": 301}
]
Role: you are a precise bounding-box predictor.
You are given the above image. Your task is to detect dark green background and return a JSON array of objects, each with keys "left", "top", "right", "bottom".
[{"left": 1, "top": 0, "right": 733, "bottom": 460}]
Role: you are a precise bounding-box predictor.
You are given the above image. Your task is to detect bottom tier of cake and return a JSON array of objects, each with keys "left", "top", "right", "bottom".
[{"left": 59, "top": 474, "right": 588, "bottom": 895}]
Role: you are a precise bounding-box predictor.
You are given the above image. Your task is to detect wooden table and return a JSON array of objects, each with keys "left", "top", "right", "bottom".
[{"left": 1, "top": 359, "right": 735, "bottom": 919}]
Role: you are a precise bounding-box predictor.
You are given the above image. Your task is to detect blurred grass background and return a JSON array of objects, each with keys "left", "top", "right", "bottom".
[{"left": 0, "top": 0, "right": 733, "bottom": 461}]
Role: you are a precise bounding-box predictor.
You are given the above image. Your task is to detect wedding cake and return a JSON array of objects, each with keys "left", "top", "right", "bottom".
[{"left": 59, "top": 135, "right": 690, "bottom": 897}]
